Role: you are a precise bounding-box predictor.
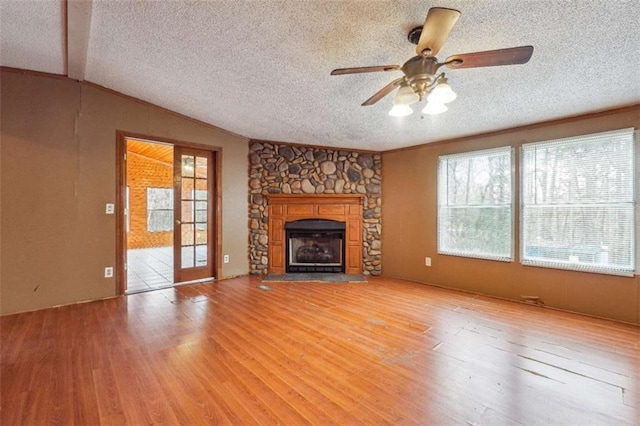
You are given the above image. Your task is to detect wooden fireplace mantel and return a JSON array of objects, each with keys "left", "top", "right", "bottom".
[{"left": 266, "top": 194, "right": 364, "bottom": 274}]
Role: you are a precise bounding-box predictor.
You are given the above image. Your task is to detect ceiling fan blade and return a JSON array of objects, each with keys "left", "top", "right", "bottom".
[
  {"left": 416, "top": 7, "right": 461, "bottom": 57},
  {"left": 445, "top": 45, "right": 534, "bottom": 69},
  {"left": 361, "top": 78, "right": 404, "bottom": 106},
  {"left": 331, "top": 65, "right": 401, "bottom": 75}
]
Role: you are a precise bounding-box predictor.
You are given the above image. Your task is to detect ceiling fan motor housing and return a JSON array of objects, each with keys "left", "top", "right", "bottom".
[{"left": 402, "top": 56, "right": 440, "bottom": 97}]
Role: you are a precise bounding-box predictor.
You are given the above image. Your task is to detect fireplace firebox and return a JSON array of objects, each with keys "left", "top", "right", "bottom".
[{"left": 285, "top": 219, "right": 346, "bottom": 273}]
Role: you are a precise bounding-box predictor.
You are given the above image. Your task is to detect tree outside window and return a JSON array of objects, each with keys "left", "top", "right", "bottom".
[
  {"left": 521, "top": 128, "right": 635, "bottom": 276},
  {"left": 438, "top": 147, "right": 513, "bottom": 261},
  {"left": 147, "top": 188, "right": 173, "bottom": 232}
]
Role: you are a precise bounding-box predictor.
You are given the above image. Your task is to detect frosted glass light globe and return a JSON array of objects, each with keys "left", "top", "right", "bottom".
[
  {"left": 421, "top": 102, "right": 448, "bottom": 115},
  {"left": 427, "top": 83, "right": 457, "bottom": 104},
  {"left": 389, "top": 104, "right": 413, "bottom": 117}
]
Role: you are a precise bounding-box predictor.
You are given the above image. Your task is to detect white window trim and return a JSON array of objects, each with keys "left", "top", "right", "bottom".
[
  {"left": 437, "top": 146, "right": 514, "bottom": 262},
  {"left": 519, "top": 128, "right": 636, "bottom": 277}
]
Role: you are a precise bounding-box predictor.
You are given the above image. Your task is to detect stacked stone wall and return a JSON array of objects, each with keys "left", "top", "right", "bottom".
[{"left": 248, "top": 142, "right": 382, "bottom": 275}]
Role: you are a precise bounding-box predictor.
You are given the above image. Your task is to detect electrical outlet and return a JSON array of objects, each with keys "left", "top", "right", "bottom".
[
  {"left": 425, "top": 257, "right": 432, "bottom": 267},
  {"left": 105, "top": 203, "right": 115, "bottom": 214},
  {"left": 223, "top": 255, "right": 230, "bottom": 264},
  {"left": 104, "top": 267, "right": 114, "bottom": 278}
]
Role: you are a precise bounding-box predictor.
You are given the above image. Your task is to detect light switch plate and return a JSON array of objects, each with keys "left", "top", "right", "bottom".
[{"left": 104, "top": 267, "right": 114, "bottom": 278}]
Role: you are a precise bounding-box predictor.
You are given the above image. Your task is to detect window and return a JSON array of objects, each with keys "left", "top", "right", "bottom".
[
  {"left": 147, "top": 187, "right": 173, "bottom": 232},
  {"left": 521, "top": 128, "right": 635, "bottom": 276},
  {"left": 438, "top": 147, "right": 513, "bottom": 261}
]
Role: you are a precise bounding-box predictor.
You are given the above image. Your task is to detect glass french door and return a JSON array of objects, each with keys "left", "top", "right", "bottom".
[{"left": 174, "top": 147, "right": 214, "bottom": 283}]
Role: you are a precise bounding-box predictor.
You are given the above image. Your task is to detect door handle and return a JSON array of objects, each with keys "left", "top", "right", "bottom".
[{"left": 175, "top": 220, "right": 181, "bottom": 225}]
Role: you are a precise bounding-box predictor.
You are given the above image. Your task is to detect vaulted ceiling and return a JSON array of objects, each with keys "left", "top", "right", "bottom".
[{"left": 1, "top": 1, "right": 638, "bottom": 151}]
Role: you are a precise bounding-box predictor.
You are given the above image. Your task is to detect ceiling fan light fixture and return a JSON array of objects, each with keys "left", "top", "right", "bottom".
[
  {"left": 330, "top": 7, "right": 534, "bottom": 118},
  {"left": 393, "top": 84, "right": 420, "bottom": 105},
  {"left": 422, "top": 101, "right": 448, "bottom": 115},
  {"left": 427, "top": 81, "right": 457, "bottom": 104},
  {"left": 389, "top": 104, "right": 413, "bottom": 117}
]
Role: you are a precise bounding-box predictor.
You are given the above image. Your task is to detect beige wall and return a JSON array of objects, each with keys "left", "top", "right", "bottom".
[
  {"left": 2, "top": 68, "right": 638, "bottom": 324},
  {"left": 1, "top": 70, "right": 249, "bottom": 314},
  {"left": 382, "top": 106, "right": 640, "bottom": 324}
]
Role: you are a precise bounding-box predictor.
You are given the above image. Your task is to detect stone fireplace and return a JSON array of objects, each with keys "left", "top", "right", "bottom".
[
  {"left": 248, "top": 142, "right": 382, "bottom": 275},
  {"left": 285, "top": 219, "right": 346, "bottom": 273}
]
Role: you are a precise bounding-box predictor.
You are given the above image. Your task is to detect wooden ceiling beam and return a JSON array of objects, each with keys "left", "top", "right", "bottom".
[{"left": 66, "top": 0, "right": 92, "bottom": 81}]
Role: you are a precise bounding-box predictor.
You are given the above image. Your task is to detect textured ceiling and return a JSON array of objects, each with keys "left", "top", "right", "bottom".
[
  {"left": 1, "top": 1, "right": 639, "bottom": 151},
  {"left": 0, "top": 0, "right": 65, "bottom": 74}
]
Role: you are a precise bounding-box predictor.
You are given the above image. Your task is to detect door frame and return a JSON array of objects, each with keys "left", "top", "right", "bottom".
[{"left": 115, "top": 131, "right": 223, "bottom": 295}]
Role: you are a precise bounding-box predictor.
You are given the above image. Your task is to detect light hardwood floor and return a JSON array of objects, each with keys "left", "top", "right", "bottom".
[{"left": 1, "top": 275, "right": 638, "bottom": 425}]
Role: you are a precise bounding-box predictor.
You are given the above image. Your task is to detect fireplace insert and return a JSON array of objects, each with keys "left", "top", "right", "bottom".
[{"left": 284, "top": 219, "right": 346, "bottom": 273}]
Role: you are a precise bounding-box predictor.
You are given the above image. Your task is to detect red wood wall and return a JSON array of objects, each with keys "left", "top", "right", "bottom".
[{"left": 126, "top": 152, "right": 173, "bottom": 249}]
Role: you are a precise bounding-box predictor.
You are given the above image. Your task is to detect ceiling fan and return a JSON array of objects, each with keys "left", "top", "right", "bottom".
[{"left": 331, "top": 7, "right": 534, "bottom": 116}]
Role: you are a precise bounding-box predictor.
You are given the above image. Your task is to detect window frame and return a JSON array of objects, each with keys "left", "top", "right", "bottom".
[
  {"left": 437, "top": 146, "right": 515, "bottom": 262},
  {"left": 519, "top": 128, "right": 636, "bottom": 277},
  {"left": 146, "top": 187, "right": 174, "bottom": 233}
]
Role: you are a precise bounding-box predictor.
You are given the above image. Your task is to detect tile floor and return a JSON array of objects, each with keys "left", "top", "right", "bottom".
[{"left": 126, "top": 246, "right": 174, "bottom": 293}]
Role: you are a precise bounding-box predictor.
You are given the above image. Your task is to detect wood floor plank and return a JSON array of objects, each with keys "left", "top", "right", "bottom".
[
  {"left": 208, "top": 315, "right": 363, "bottom": 424},
  {"left": 210, "top": 290, "right": 422, "bottom": 423},
  {"left": 153, "top": 344, "right": 249, "bottom": 425},
  {"left": 92, "top": 364, "right": 128, "bottom": 424},
  {"left": 2, "top": 275, "right": 639, "bottom": 424}
]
